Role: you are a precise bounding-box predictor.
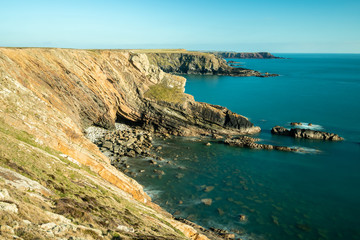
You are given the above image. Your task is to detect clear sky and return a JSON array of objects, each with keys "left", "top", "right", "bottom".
[{"left": 1, "top": 0, "right": 359, "bottom": 53}]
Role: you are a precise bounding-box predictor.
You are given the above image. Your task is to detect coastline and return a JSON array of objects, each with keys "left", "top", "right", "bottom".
[
  {"left": 0, "top": 47, "right": 267, "bottom": 239},
  {"left": 0, "top": 48, "right": 356, "bottom": 239}
]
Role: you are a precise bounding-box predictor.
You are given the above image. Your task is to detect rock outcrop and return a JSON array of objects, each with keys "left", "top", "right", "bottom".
[
  {"left": 271, "top": 126, "right": 344, "bottom": 141},
  {"left": 209, "top": 51, "right": 283, "bottom": 59},
  {"left": 224, "top": 136, "right": 299, "bottom": 152},
  {"left": 140, "top": 49, "right": 277, "bottom": 77}
]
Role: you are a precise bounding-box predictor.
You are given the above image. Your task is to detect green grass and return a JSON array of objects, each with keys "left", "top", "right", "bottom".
[
  {"left": 145, "top": 83, "right": 185, "bottom": 104},
  {"left": 0, "top": 117, "right": 187, "bottom": 239}
]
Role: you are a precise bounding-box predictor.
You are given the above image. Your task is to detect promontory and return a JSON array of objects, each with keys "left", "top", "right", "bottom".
[{"left": 0, "top": 47, "right": 263, "bottom": 239}]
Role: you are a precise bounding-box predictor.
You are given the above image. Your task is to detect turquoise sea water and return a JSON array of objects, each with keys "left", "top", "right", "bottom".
[{"left": 125, "top": 54, "right": 360, "bottom": 240}]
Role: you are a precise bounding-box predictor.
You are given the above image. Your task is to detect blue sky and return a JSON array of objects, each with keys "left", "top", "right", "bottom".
[{"left": 1, "top": 0, "right": 359, "bottom": 53}]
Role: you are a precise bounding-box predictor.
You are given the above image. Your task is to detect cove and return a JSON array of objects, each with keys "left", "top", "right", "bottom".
[{"left": 124, "top": 54, "right": 360, "bottom": 240}]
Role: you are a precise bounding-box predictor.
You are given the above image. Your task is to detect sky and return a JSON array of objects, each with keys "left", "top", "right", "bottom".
[{"left": 1, "top": 0, "right": 359, "bottom": 53}]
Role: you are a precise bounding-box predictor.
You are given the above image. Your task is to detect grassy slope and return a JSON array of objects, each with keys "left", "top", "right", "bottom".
[{"left": 0, "top": 118, "right": 186, "bottom": 240}]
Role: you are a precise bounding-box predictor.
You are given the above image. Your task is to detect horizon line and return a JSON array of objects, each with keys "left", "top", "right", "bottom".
[{"left": 0, "top": 46, "right": 359, "bottom": 54}]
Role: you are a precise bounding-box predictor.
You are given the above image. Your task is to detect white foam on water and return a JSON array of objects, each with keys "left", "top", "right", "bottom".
[
  {"left": 288, "top": 122, "right": 323, "bottom": 131},
  {"left": 292, "top": 146, "right": 322, "bottom": 154},
  {"left": 143, "top": 187, "right": 163, "bottom": 199},
  {"left": 181, "top": 199, "right": 202, "bottom": 207}
]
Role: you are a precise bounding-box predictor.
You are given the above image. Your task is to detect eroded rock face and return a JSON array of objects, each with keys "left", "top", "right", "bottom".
[
  {"left": 142, "top": 100, "right": 260, "bottom": 136},
  {"left": 0, "top": 48, "right": 259, "bottom": 137},
  {"left": 271, "top": 126, "right": 344, "bottom": 141}
]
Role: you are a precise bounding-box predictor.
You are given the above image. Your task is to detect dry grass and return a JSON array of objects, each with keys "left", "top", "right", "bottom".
[{"left": 0, "top": 117, "right": 186, "bottom": 239}]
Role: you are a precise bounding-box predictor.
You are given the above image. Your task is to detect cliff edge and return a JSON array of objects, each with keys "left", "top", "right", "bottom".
[{"left": 0, "top": 47, "right": 260, "bottom": 239}]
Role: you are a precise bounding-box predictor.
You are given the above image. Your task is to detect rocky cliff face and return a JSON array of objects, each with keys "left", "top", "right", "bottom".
[
  {"left": 141, "top": 50, "right": 266, "bottom": 76},
  {"left": 0, "top": 48, "right": 258, "bottom": 136},
  {"left": 0, "top": 47, "right": 260, "bottom": 239},
  {"left": 209, "top": 51, "right": 282, "bottom": 59}
]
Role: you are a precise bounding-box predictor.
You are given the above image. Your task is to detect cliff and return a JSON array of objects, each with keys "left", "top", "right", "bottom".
[
  {"left": 136, "top": 49, "right": 273, "bottom": 77},
  {"left": 209, "top": 51, "right": 283, "bottom": 59},
  {"left": 0, "top": 47, "right": 259, "bottom": 239}
]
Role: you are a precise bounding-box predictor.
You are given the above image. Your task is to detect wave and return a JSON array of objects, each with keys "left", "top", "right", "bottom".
[
  {"left": 288, "top": 122, "right": 323, "bottom": 131},
  {"left": 143, "top": 187, "right": 164, "bottom": 199},
  {"left": 292, "top": 146, "right": 322, "bottom": 154}
]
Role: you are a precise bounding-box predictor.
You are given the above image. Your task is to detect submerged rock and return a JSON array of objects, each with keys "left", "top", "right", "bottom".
[
  {"left": 217, "top": 208, "right": 224, "bottom": 216},
  {"left": 296, "top": 223, "right": 312, "bottom": 232},
  {"left": 204, "top": 186, "right": 215, "bottom": 192},
  {"left": 201, "top": 198, "right": 213, "bottom": 206},
  {"left": 175, "top": 173, "right": 184, "bottom": 179},
  {"left": 153, "top": 169, "right": 165, "bottom": 175},
  {"left": 239, "top": 214, "right": 247, "bottom": 222}
]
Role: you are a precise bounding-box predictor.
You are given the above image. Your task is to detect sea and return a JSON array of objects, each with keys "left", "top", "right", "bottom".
[{"left": 124, "top": 54, "right": 360, "bottom": 240}]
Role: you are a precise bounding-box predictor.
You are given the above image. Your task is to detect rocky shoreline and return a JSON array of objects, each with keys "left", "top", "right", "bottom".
[{"left": 87, "top": 125, "right": 248, "bottom": 239}]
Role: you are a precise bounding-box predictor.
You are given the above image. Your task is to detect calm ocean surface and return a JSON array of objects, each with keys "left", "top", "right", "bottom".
[{"left": 125, "top": 54, "right": 360, "bottom": 240}]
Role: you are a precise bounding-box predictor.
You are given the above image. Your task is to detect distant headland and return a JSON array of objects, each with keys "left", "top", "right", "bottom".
[
  {"left": 207, "top": 51, "right": 284, "bottom": 59},
  {"left": 133, "top": 49, "right": 279, "bottom": 77}
]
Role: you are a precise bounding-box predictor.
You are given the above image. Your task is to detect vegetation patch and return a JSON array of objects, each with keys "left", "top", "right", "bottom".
[
  {"left": 0, "top": 118, "right": 187, "bottom": 239},
  {"left": 145, "top": 83, "right": 184, "bottom": 103}
]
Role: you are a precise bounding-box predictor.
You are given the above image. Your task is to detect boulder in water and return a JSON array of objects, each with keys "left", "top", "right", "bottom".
[{"left": 201, "top": 198, "right": 212, "bottom": 206}]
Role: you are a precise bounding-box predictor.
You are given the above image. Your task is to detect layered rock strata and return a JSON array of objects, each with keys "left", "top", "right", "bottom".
[
  {"left": 140, "top": 50, "right": 277, "bottom": 77},
  {"left": 0, "top": 48, "right": 259, "bottom": 137},
  {"left": 224, "top": 136, "right": 299, "bottom": 152},
  {"left": 271, "top": 126, "right": 344, "bottom": 141},
  {"left": 0, "top": 47, "right": 262, "bottom": 239}
]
